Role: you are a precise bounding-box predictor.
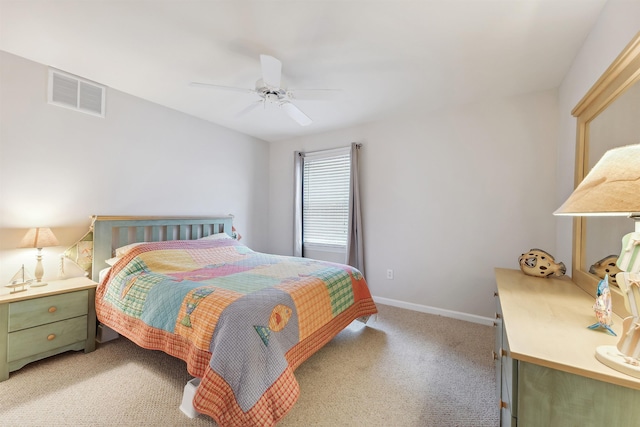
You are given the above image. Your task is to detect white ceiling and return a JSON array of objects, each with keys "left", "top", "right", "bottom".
[{"left": 0, "top": 0, "right": 607, "bottom": 142}]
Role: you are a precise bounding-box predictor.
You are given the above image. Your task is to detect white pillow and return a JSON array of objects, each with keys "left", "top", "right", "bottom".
[
  {"left": 115, "top": 235, "right": 230, "bottom": 257},
  {"left": 105, "top": 257, "right": 120, "bottom": 266},
  {"left": 98, "top": 267, "right": 111, "bottom": 284},
  {"left": 199, "top": 233, "right": 232, "bottom": 241},
  {"left": 114, "top": 242, "right": 145, "bottom": 257}
]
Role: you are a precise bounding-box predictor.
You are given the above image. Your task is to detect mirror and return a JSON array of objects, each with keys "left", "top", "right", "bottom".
[
  {"left": 585, "top": 83, "right": 640, "bottom": 267},
  {"left": 571, "top": 32, "right": 640, "bottom": 315}
]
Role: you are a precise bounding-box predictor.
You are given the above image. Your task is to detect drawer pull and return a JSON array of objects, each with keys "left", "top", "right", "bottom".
[
  {"left": 492, "top": 351, "right": 498, "bottom": 360},
  {"left": 501, "top": 348, "right": 508, "bottom": 357},
  {"left": 48, "top": 306, "right": 57, "bottom": 313},
  {"left": 495, "top": 313, "right": 501, "bottom": 319},
  {"left": 500, "top": 400, "right": 508, "bottom": 409},
  {"left": 47, "top": 334, "right": 56, "bottom": 341}
]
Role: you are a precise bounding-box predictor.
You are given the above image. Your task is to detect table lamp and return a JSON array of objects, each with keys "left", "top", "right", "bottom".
[
  {"left": 555, "top": 143, "right": 640, "bottom": 377},
  {"left": 19, "top": 227, "right": 59, "bottom": 287}
]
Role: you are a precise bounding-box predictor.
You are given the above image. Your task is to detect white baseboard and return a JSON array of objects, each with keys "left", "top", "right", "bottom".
[{"left": 372, "top": 296, "right": 495, "bottom": 326}]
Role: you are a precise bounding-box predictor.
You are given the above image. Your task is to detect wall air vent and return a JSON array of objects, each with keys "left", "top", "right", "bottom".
[{"left": 48, "top": 69, "right": 106, "bottom": 117}]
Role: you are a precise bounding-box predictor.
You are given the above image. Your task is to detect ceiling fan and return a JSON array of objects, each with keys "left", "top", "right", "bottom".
[{"left": 190, "top": 55, "right": 338, "bottom": 126}]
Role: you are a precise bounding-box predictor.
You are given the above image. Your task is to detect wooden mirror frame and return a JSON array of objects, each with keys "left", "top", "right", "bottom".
[{"left": 571, "top": 32, "right": 640, "bottom": 315}]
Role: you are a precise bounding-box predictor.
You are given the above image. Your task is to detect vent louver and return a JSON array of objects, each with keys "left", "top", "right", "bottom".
[{"left": 48, "top": 69, "right": 105, "bottom": 117}]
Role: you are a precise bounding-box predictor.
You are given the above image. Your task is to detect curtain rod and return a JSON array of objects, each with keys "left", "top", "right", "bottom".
[{"left": 298, "top": 143, "right": 362, "bottom": 157}]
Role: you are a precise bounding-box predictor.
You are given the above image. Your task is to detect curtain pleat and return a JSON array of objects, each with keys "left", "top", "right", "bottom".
[
  {"left": 346, "top": 143, "right": 364, "bottom": 276},
  {"left": 293, "top": 151, "right": 303, "bottom": 257}
]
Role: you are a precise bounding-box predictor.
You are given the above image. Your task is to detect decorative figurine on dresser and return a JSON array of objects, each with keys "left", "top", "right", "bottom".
[
  {"left": 5, "top": 265, "right": 34, "bottom": 294},
  {"left": 587, "top": 275, "right": 616, "bottom": 336},
  {"left": 518, "top": 248, "right": 566, "bottom": 278}
]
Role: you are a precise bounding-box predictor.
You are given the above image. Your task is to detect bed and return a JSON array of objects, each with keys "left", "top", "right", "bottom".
[{"left": 90, "top": 215, "right": 377, "bottom": 426}]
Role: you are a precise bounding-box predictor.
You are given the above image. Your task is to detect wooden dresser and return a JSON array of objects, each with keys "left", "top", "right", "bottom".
[
  {"left": 0, "top": 276, "right": 97, "bottom": 381},
  {"left": 495, "top": 268, "right": 640, "bottom": 426}
]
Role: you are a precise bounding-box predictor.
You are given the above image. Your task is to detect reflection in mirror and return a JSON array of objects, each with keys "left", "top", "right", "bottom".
[
  {"left": 585, "top": 82, "right": 640, "bottom": 271},
  {"left": 570, "top": 31, "right": 640, "bottom": 315}
]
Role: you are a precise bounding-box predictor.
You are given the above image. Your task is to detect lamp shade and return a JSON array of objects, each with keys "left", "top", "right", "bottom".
[
  {"left": 19, "top": 227, "right": 59, "bottom": 249},
  {"left": 555, "top": 143, "right": 640, "bottom": 216}
]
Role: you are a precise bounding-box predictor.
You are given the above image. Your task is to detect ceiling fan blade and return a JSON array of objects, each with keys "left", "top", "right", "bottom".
[
  {"left": 281, "top": 102, "right": 312, "bottom": 126},
  {"left": 287, "top": 88, "right": 344, "bottom": 101},
  {"left": 190, "top": 82, "right": 256, "bottom": 94},
  {"left": 260, "top": 55, "right": 282, "bottom": 88},
  {"left": 235, "top": 100, "right": 263, "bottom": 118}
]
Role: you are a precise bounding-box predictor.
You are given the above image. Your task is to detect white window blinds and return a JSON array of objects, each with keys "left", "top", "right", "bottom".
[{"left": 302, "top": 148, "right": 351, "bottom": 248}]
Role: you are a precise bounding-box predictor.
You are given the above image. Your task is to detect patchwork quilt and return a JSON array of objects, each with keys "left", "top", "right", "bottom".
[{"left": 95, "top": 238, "right": 377, "bottom": 426}]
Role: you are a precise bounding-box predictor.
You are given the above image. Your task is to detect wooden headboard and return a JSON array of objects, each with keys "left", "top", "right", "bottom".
[{"left": 91, "top": 215, "right": 233, "bottom": 282}]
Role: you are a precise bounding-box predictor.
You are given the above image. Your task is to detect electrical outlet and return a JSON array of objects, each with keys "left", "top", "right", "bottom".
[{"left": 386, "top": 269, "right": 394, "bottom": 279}]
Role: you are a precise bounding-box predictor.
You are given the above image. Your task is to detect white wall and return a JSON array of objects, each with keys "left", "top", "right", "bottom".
[
  {"left": 0, "top": 51, "right": 270, "bottom": 285},
  {"left": 556, "top": 0, "right": 640, "bottom": 270},
  {"left": 269, "top": 90, "right": 559, "bottom": 319}
]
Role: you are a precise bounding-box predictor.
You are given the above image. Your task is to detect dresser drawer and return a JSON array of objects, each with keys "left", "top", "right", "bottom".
[
  {"left": 8, "top": 290, "right": 89, "bottom": 332},
  {"left": 8, "top": 315, "right": 88, "bottom": 362}
]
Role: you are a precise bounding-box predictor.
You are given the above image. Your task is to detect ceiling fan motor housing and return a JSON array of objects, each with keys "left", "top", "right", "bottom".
[{"left": 256, "top": 79, "right": 287, "bottom": 102}]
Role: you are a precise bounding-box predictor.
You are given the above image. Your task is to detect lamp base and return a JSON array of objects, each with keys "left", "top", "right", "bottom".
[
  {"left": 595, "top": 345, "right": 640, "bottom": 378},
  {"left": 30, "top": 282, "right": 48, "bottom": 288}
]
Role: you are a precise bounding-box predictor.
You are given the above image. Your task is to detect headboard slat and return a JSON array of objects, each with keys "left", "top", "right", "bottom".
[
  {"left": 151, "top": 226, "right": 161, "bottom": 241},
  {"left": 118, "top": 228, "right": 128, "bottom": 249}
]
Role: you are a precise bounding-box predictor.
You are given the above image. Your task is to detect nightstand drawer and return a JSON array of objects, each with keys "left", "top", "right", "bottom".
[
  {"left": 8, "top": 315, "right": 88, "bottom": 362},
  {"left": 8, "top": 290, "right": 89, "bottom": 332}
]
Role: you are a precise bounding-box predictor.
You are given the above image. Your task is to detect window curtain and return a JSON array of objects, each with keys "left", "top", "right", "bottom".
[
  {"left": 346, "top": 143, "right": 364, "bottom": 276},
  {"left": 293, "top": 151, "right": 303, "bottom": 257}
]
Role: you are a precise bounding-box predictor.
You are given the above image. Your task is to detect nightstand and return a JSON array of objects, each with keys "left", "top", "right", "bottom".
[{"left": 0, "top": 276, "right": 97, "bottom": 381}]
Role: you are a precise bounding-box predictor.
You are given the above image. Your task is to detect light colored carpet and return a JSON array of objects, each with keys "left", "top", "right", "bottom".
[{"left": 0, "top": 304, "right": 499, "bottom": 426}]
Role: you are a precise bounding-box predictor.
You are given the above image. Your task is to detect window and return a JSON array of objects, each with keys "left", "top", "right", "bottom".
[{"left": 302, "top": 147, "right": 351, "bottom": 249}]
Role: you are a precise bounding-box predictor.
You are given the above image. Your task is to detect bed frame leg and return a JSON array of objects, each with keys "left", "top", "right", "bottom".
[
  {"left": 96, "top": 324, "right": 120, "bottom": 343},
  {"left": 180, "top": 378, "right": 201, "bottom": 418}
]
